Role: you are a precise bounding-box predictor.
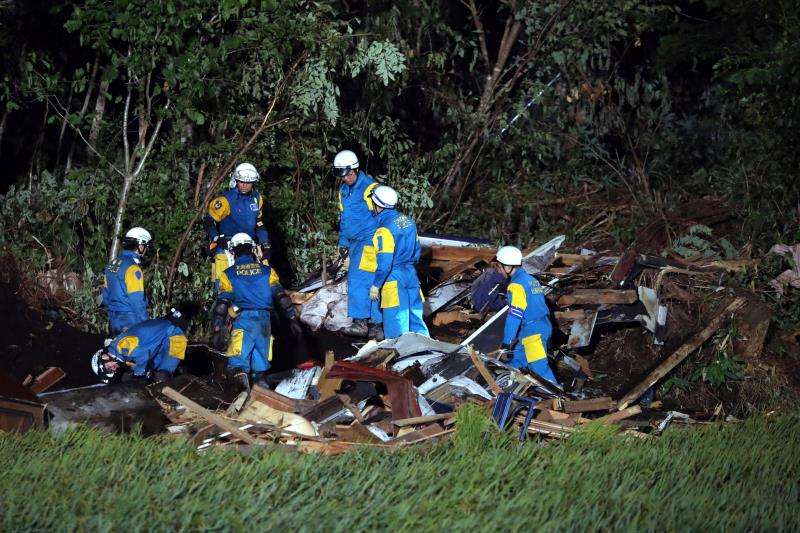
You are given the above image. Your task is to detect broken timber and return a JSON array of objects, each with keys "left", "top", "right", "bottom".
[
  {"left": 617, "top": 297, "right": 746, "bottom": 410},
  {"left": 557, "top": 289, "right": 638, "bottom": 307},
  {"left": 468, "top": 345, "right": 502, "bottom": 395},
  {"left": 162, "top": 386, "right": 261, "bottom": 445}
]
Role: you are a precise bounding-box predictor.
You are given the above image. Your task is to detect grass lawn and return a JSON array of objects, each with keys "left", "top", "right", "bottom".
[{"left": 1, "top": 406, "right": 798, "bottom": 531}]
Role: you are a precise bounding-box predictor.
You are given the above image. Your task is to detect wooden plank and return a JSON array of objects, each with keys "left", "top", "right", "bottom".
[
  {"left": 595, "top": 405, "right": 642, "bottom": 425},
  {"left": 420, "top": 246, "right": 496, "bottom": 263},
  {"left": 392, "top": 413, "right": 455, "bottom": 427},
  {"left": 28, "top": 367, "right": 66, "bottom": 394},
  {"left": 162, "top": 386, "right": 260, "bottom": 445},
  {"left": 555, "top": 253, "right": 592, "bottom": 266},
  {"left": 390, "top": 423, "right": 447, "bottom": 444},
  {"left": 560, "top": 396, "right": 615, "bottom": 413},
  {"left": 557, "top": 289, "right": 638, "bottom": 307},
  {"left": 468, "top": 345, "right": 502, "bottom": 395},
  {"left": 249, "top": 385, "right": 297, "bottom": 412},
  {"left": 438, "top": 256, "right": 486, "bottom": 281},
  {"left": 316, "top": 351, "right": 342, "bottom": 400},
  {"left": 617, "top": 297, "right": 745, "bottom": 410}
]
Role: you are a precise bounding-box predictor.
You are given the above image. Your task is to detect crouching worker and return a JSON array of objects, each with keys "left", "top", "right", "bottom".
[
  {"left": 101, "top": 227, "right": 152, "bottom": 336},
  {"left": 495, "top": 246, "right": 560, "bottom": 386},
  {"left": 212, "top": 233, "right": 302, "bottom": 393},
  {"left": 91, "top": 307, "right": 190, "bottom": 383}
]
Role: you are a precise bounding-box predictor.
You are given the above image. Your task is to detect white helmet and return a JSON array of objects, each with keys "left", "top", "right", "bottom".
[
  {"left": 233, "top": 162, "right": 260, "bottom": 183},
  {"left": 228, "top": 232, "right": 255, "bottom": 250},
  {"left": 125, "top": 227, "right": 152, "bottom": 245},
  {"left": 333, "top": 150, "right": 359, "bottom": 177},
  {"left": 496, "top": 245, "right": 523, "bottom": 266},
  {"left": 91, "top": 349, "right": 118, "bottom": 383},
  {"left": 371, "top": 185, "right": 398, "bottom": 209}
]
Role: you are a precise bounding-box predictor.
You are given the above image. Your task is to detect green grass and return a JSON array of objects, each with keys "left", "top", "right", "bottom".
[{"left": 1, "top": 406, "right": 799, "bottom": 531}]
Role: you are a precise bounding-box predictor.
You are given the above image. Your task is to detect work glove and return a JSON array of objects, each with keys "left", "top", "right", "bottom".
[
  {"left": 258, "top": 243, "right": 271, "bottom": 262},
  {"left": 289, "top": 318, "right": 303, "bottom": 338},
  {"left": 207, "top": 235, "right": 228, "bottom": 258},
  {"left": 337, "top": 246, "right": 349, "bottom": 261},
  {"left": 497, "top": 343, "right": 512, "bottom": 363},
  {"left": 369, "top": 285, "right": 380, "bottom": 301}
]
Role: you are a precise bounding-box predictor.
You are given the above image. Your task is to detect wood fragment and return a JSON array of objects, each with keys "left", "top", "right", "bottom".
[
  {"left": 249, "top": 385, "right": 298, "bottom": 412},
  {"left": 617, "top": 297, "right": 746, "bottom": 410},
  {"left": 560, "top": 396, "right": 615, "bottom": 413},
  {"left": 468, "top": 345, "right": 502, "bottom": 395},
  {"left": 595, "top": 405, "right": 642, "bottom": 425},
  {"left": 392, "top": 413, "right": 454, "bottom": 427},
  {"left": 28, "top": 367, "right": 66, "bottom": 394},
  {"left": 420, "top": 246, "right": 496, "bottom": 263},
  {"left": 316, "top": 350, "right": 342, "bottom": 400},
  {"left": 557, "top": 289, "right": 638, "bottom": 307},
  {"left": 162, "top": 386, "right": 260, "bottom": 445}
]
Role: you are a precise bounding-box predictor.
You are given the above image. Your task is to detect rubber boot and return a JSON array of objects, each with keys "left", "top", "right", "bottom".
[
  {"left": 228, "top": 370, "right": 250, "bottom": 395},
  {"left": 151, "top": 370, "right": 171, "bottom": 383},
  {"left": 341, "top": 318, "right": 369, "bottom": 337},
  {"left": 252, "top": 371, "right": 270, "bottom": 390},
  {"left": 368, "top": 322, "right": 384, "bottom": 342}
]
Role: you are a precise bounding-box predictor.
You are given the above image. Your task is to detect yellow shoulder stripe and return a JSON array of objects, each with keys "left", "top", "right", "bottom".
[
  {"left": 218, "top": 270, "right": 234, "bottom": 293},
  {"left": 116, "top": 335, "right": 139, "bottom": 355},
  {"left": 373, "top": 227, "right": 395, "bottom": 253},
  {"left": 168, "top": 335, "right": 187, "bottom": 360},
  {"left": 363, "top": 182, "right": 378, "bottom": 211},
  {"left": 124, "top": 265, "right": 144, "bottom": 294},
  {"left": 268, "top": 267, "right": 280, "bottom": 287},
  {"left": 208, "top": 196, "right": 231, "bottom": 222},
  {"left": 508, "top": 283, "right": 528, "bottom": 310}
]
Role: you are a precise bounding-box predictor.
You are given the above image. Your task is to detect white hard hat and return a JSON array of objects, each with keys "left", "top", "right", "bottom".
[
  {"left": 228, "top": 232, "right": 255, "bottom": 250},
  {"left": 125, "top": 227, "right": 152, "bottom": 245},
  {"left": 371, "top": 185, "right": 398, "bottom": 209},
  {"left": 233, "top": 162, "right": 260, "bottom": 183},
  {"left": 333, "top": 150, "right": 359, "bottom": 176},
  {"left": 496, "top": 245, "right": 522, "bottom": 266},
  {"left": 91, "top": 349, "right": 118, "bottom": 383}
]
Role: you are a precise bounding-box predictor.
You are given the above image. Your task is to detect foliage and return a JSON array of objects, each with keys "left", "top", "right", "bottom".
[{"left": 1, "top": 412, "right": 800, "bottom": 530}]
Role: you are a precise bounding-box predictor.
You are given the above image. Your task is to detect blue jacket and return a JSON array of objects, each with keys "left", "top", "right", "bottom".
[
  {"left": 108, "top": 318, "right": 187, "bottom": 376},
  {"left": 502, "top": 268, "right": 551, "bottom": 346},
  {"left": 218, "top": 255, "right": 284, "bottom": 311},
  {"left": 206, "top": 188, "right": 269, "bottom": 245},
  {"left": 372, "top": 209, "right": 422, "bottom": 288},
  {"left": 101, "top": 250, "right": 147, "bottom": 315},
  {"left": 339, "top": 171, "right": 379, "bottom": 247}
]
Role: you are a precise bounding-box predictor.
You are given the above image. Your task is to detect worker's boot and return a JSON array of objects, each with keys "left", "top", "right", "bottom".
[
  {"left": 368, "top": 322, "right": 384, "bottom": 342},
  {"left": 252, "top": 372, "right": 270, "bottom": 390},
  {"left": 151, "top": 370, "right": 171, "bottom": 384},
  {"left": 342, "top": 318, "right": 369, "bottom": 337},
  {"left": 228, "top": 370, "right": 250, "bottom": 395}
]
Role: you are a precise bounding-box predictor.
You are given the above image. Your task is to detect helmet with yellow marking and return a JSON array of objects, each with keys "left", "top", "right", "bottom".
[
  {"left": 371, "top": 185, "right": 398, "bottom": 209},
  {"left": 333, "top": 150, "right": 359, "bottom": 177},
  {"left": 232, "top": 162, "right": 260, "bottom": 183},
  {"left": 496, "top": 245, "right": 522, "bottom": 266}
]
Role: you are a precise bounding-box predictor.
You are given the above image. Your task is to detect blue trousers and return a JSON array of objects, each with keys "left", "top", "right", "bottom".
[
  {"left": 108, "top": 310, "right": 147, "bottom": 337},
  {"left": 226, "top": 310, "right": 271, "bottom": 374},
  {"left": 380, "top": 264, "right": 429, "bottom": 339},
  {"left": 509, "top": 326, "right": 558, "bottom": 385},
  {"left": 347, "top": 240, "right": 382, "bottom": 323},
  {"left": 145, "top": 352, "right": 181, "bottom": 376}
]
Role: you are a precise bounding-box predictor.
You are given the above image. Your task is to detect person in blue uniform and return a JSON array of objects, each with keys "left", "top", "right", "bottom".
[
  {"left": 368, "top": 185, "right": 430, "bottom": 339},
  {"left": 333, "top": 149, "right": 383, "bottom": 340},
  {"left": 495, "top": 245, "right": 559, "bottom": 385},
  {"left": 101, "top": 227, "right": 152, "bottom": 336},
  {"left": 91, "top": 307, "right": 190, "bottom": 383},
  {"left": 212, "top": 233, "right": 302, "bottom": 392},
  {"left": 204, "top": 162, "right": 270, "bottom": 286}
]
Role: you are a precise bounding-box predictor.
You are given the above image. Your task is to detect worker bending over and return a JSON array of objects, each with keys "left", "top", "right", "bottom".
[
  {"left": 204, "top": 163, "right": 270, "bottom": 287},
  {"left": 368, "top": 185, "right": 429, "bottom": 339},
  {"left": 91, "top": 307, "right": 190, "bottom": 383},
  {"left": 334, "top": 149, "right": 383, "bottom": 339},
  {"left": 495, "top": 246, "right": 559, "bottom": 385},
  {"left": 212, "top": 233, "right": 301, "bottom": 392},
  {"left": 101, "top": 226, "right": 152, "bottom": 335}
]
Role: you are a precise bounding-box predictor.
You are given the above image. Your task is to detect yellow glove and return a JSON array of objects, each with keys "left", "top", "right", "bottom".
[{"left": 369, "top": 285, "right": 380, "bottom": 301}]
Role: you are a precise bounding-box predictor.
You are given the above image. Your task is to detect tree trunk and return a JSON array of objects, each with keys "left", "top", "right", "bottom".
[
  {"left": 0, "top": 107, "right": 8, "bottom": 158},
  {"left": 88, "top": 68, "right": 111, "bottom": 154},
  {"left": 108, "top": 170, "right": 135, "bottom": 262},
  {"left": 66, "top": 57, "right": 99, "bottom": 172}
]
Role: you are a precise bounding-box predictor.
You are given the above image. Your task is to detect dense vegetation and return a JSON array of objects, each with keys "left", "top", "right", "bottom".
[
  {"left": 1, "top": 406, "right": 798, "bottom": 530},
  {"left": 0, "top": 0, "right": 798, "bottom": 328}
]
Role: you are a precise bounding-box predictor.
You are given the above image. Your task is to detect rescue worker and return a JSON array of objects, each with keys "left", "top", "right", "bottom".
[
  {"left": 495, "top": 245, "right": 559, "bottom": 385},
  {"left": 101, "top": 227, "right": 152, "bottom": 336},
  {"left": 91, "top": 307, "right": 190, "bottom": 383},
  {"left": 212, "top": 232, "right": 302, "bottom": 392},
  {"left": 368, "top": 185, "right": 430, "bottom": 339},
  {"left": 334, "top": 149, "right": 383, "bottom": 339},
  {"left": 204, "top": 162, "right": 270, "bottom": 287}
]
